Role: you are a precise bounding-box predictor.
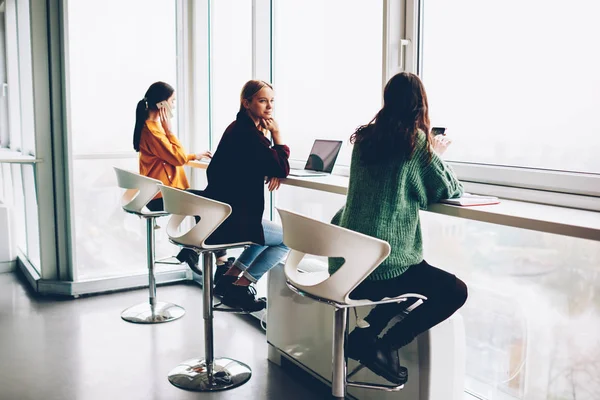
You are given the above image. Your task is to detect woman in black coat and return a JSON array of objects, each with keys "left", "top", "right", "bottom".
[{"left": 204, "top": 80, "right": 290, "bottom": 312}]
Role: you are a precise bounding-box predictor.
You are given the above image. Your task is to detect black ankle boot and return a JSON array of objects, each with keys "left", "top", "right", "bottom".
[
  {"left": 221, "top": 284, "right": 266, "bottom": 312},
  {"left": 359, "top": 341, "right": 408, "bottom": 385},
  {"left": 213, "top": 274, "right": 237, "bottom": 297},
  {"left": 214, "top": 257, "right": 235, "bottom": 286},
  {"left": 176, "top": 249, "right": 200, "bottom": 274},
  {"left": 346, "top": 328, "right": 377, "bottom": 361}
]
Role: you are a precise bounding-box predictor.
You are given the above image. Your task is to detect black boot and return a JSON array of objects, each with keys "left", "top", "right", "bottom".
[
  {"left": 214, "top": 257, "right": 236, "bottom": 287},
  {"left": 213, "top": 274, "right": 237, "bottom": 297},
  {"left": 221, "top": 284, "right": 266, "bottom": 312},
  {"left": 346, "top": 328, "right": 378, "bottom": 361},
  {"left": 359, "top": 341, "right": 408, "bottom": 385},
  {"left": 176, "top": 249, "right": 200, "bottom": 274}
]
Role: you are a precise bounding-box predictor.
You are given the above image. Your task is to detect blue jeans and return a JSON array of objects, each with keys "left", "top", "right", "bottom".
[{"left": 234, "top": 220, "right": 289, "bottom": 283}]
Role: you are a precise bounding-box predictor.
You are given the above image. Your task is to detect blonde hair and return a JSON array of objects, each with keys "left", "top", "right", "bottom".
[{"left": 239, "top": 80, "right": 274, "bottom": 113}]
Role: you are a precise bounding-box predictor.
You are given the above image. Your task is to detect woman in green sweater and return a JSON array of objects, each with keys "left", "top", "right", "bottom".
[{"left": 329, "top": 72, "right": 468, "bottom": 384}]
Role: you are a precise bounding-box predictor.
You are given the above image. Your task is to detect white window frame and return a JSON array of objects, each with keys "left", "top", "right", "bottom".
[{"left": 404, "top": 0, "right": 600, "bottom": 211}]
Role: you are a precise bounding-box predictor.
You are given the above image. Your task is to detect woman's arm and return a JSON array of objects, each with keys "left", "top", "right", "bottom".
[
  {"left": 146, "top": 128, "right": 190, "bottom": 166},
  {"left": 423, "top": 152, "right": 464, "bottom": 203},
  {"left": 413, "top": 132, "right": 463, "bottom": 203},
  {"left": 245, "top": 128, "right": 290, "bottom": 178}
]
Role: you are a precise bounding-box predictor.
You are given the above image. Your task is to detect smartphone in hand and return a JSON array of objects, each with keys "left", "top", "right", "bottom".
[
  {"left": 432, "top": 127, "right": 446, "bottom": 136},
  {"left": 156, "top": 100, "right": 174, "bottom": 119}
]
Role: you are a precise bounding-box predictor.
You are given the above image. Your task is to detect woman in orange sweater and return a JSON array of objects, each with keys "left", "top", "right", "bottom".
[{"left": 132, "top": 81, "right": 229, "bottom": 271}]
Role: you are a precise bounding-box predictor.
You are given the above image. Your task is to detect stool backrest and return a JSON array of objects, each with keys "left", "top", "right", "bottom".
[
  {"left": 159, "top": 185, "right": 232, "bottom": 249},
  {"left": 114, "top": 167, "right": 161, "bottom": 214},
  {"left": 277, "top": 208, "right": 391, "bottom": 305}
]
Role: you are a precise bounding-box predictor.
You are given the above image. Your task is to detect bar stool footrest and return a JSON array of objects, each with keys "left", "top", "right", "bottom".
[
  {"left": 347, "top": 364, "right": 366, "bottom": 380},
  {"left": 168, "top": 357, "right": 252, "bottom": 391},
  {"left": 155, "top": 256, "right": 183, "bottom": 265},
  {"left": 213, "top": 302, "right": 251, "bottom": 314},
  {"left": 346, "top": 380, "right": 405, "bottom": 392}
]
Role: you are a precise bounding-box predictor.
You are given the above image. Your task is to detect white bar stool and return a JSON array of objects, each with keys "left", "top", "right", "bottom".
[
  {"left": 277, "top": 208, "right": 427, "bottom": 399},
  {"left": 114, "top": 167, "right": 185, "bottom": 324},
  {"left": 159, "top": 185, "right": 253, "bottom": 392}
]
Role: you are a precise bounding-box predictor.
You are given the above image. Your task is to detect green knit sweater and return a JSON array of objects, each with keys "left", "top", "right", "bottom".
[{"left": 329, "top": 130, "right": 463, "bottom": 281}]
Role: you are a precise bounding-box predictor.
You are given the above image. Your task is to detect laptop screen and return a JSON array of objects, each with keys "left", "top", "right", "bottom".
[{"left": 304, "top": 140, "right": 343, "bottom": 173}]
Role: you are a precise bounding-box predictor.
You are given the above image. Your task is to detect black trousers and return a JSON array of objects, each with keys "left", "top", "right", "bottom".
[
  {"left": 146, "top": 190, "right": 227, "bottom": 259},
  {"left": 350, "top": 260, "right": 468, "bottom": 349}
]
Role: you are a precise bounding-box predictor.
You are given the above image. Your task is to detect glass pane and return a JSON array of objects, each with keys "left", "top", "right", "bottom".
[
  {"left": 67, "top": 0, "right": 177, "bottom": 155},
  {"left": 21, "top": 164, "right": 40, "bottom": 269},
  {"left": 15, "top": 0, "right": 34, "bottom": 154},
  {"left": 210, "top": 0, "right": 253, "bottom": 147},
  {"left": 273, "top": 0, "right": 383, "bottom": 166},
  {"left": 0, "top": 163, "right": 10, "bottom": 201},
  {"left": 67, "top": 0, "right": 180, "bottom": 279},
  {"left": 420, "top": 212, "right": 600, "bottom": 399},
  {"left": 0, "top": 7, "right": 8, "bottom": 148},
  {"left": 422, "top": 1, "right": 600, "bottom": 174},
  {"left": 10, "top": 163, "right": 25, "bottom": 253},
  {"left": 73, "top": 158, "right": 181, "bottom": 280},
  {"left": 3, "top": 0, "right": 21, "bottom": 152}
]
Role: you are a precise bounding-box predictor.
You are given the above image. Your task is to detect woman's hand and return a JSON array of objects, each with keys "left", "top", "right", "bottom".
[
  {"left": 265, "top": 176, "right": 282, "bottom": 191},
  {"left": 159, "top": 107, "right": 172, "bottom": 134},
  {"left": 195, "top": 151, "right": 212, "bottom": 160},
  {"left": 432, "top": 134, "right": 452, "bottom": 156},
  {"left": 261, "top": 118, "right": 282, "bottom": 144}
]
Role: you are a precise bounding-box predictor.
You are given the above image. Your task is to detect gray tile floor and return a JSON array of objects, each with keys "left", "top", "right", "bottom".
[{"left": 0, "top": 273, "right": 331, "bottom": 400}]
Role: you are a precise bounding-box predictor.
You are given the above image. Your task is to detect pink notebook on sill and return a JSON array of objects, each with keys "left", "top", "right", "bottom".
[{"left": 441, "top": 193, "right": 500, "bottom": 207}]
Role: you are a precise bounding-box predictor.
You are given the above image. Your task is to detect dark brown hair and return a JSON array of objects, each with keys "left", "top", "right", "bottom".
[
  {"left": 239, "top": 80, "right": 274, "bottom": 113},
  {"left": 351, "top": 72, "right": 432, "bottom": 164},
  {"left": 133, "top": 81, "right": 174, "bottom": 151}
]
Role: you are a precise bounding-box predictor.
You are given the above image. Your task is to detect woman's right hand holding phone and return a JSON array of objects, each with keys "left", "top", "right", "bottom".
[
  {"left": 159, "top": 107, "right": 172, "bottom": 135},
  {"left": 432, "top": 134, "right": 452, "bottom": 156}
]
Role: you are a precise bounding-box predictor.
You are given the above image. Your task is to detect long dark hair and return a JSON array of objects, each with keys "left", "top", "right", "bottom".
[
  {"left": 133, "top": 81, "right": 174, "bottom": 151},
  {"left": 239, "top": 80, "right": 273, "bottom": 113},
  {"left": 351, "top": 72, "right": 432, "bottom": 164}
]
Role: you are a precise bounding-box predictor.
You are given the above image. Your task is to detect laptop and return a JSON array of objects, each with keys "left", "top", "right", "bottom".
[{"left": 289, "top": 139, "right": 343, "bottom": 177}]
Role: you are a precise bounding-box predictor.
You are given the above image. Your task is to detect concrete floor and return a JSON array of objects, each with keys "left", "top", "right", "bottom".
[{"left": 0, "top": 272, "right": 331, "bottom": 400}]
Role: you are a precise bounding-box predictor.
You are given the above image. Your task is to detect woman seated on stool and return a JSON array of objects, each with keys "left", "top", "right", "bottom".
[
  {"left": 204, "top": 80, "right": 290, "bottom": 312},
  {"left": 329, "top": 72, "right": 468, "bottom": 384},
  {"left": 133, "top": 81, "right": 232, "bottom": 272}
]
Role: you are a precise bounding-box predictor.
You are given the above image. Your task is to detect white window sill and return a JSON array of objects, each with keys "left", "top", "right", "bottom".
[{"left": 0, "top": 149, "right": 39, "bottom": 163}]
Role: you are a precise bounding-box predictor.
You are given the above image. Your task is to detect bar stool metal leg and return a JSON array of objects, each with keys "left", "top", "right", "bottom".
[
  {"left": 332, "top": 307, "right": 349, "bottom": 399},
  {"left": 121, "top": 216, "right": 186, "bottom": 324},
  {"left": 167, "top": 251, "right": 252, "bottom": 391}
]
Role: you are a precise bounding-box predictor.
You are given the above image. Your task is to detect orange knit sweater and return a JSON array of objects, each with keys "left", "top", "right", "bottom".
[{"left": 138, "top": 120, "right": 196, "bottom": 197}]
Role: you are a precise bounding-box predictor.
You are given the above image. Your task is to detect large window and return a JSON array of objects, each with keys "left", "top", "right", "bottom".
[
  {"left": 420, "top": 213, "right": 600, "bottom": 400},
  {"left": 66, "top": 0, "right": 180, "bottom": 279},
  {"left": 209, "top": 0, "right": 253, "bottom": 148},
  {"left": 421, "top": 0, "right": 600, "bottom": 175},
  {"left": 3, "top": 0, "right": 36, "bottom": 153},
  {"left": 0, "top": 3, "right": 8, "bottom": 148},
  {"left": 273, "top": 0, "right": 384, "bottom": 167},
  {"left": 0, "top": 0, "right": 40, "bottom": 271}
]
